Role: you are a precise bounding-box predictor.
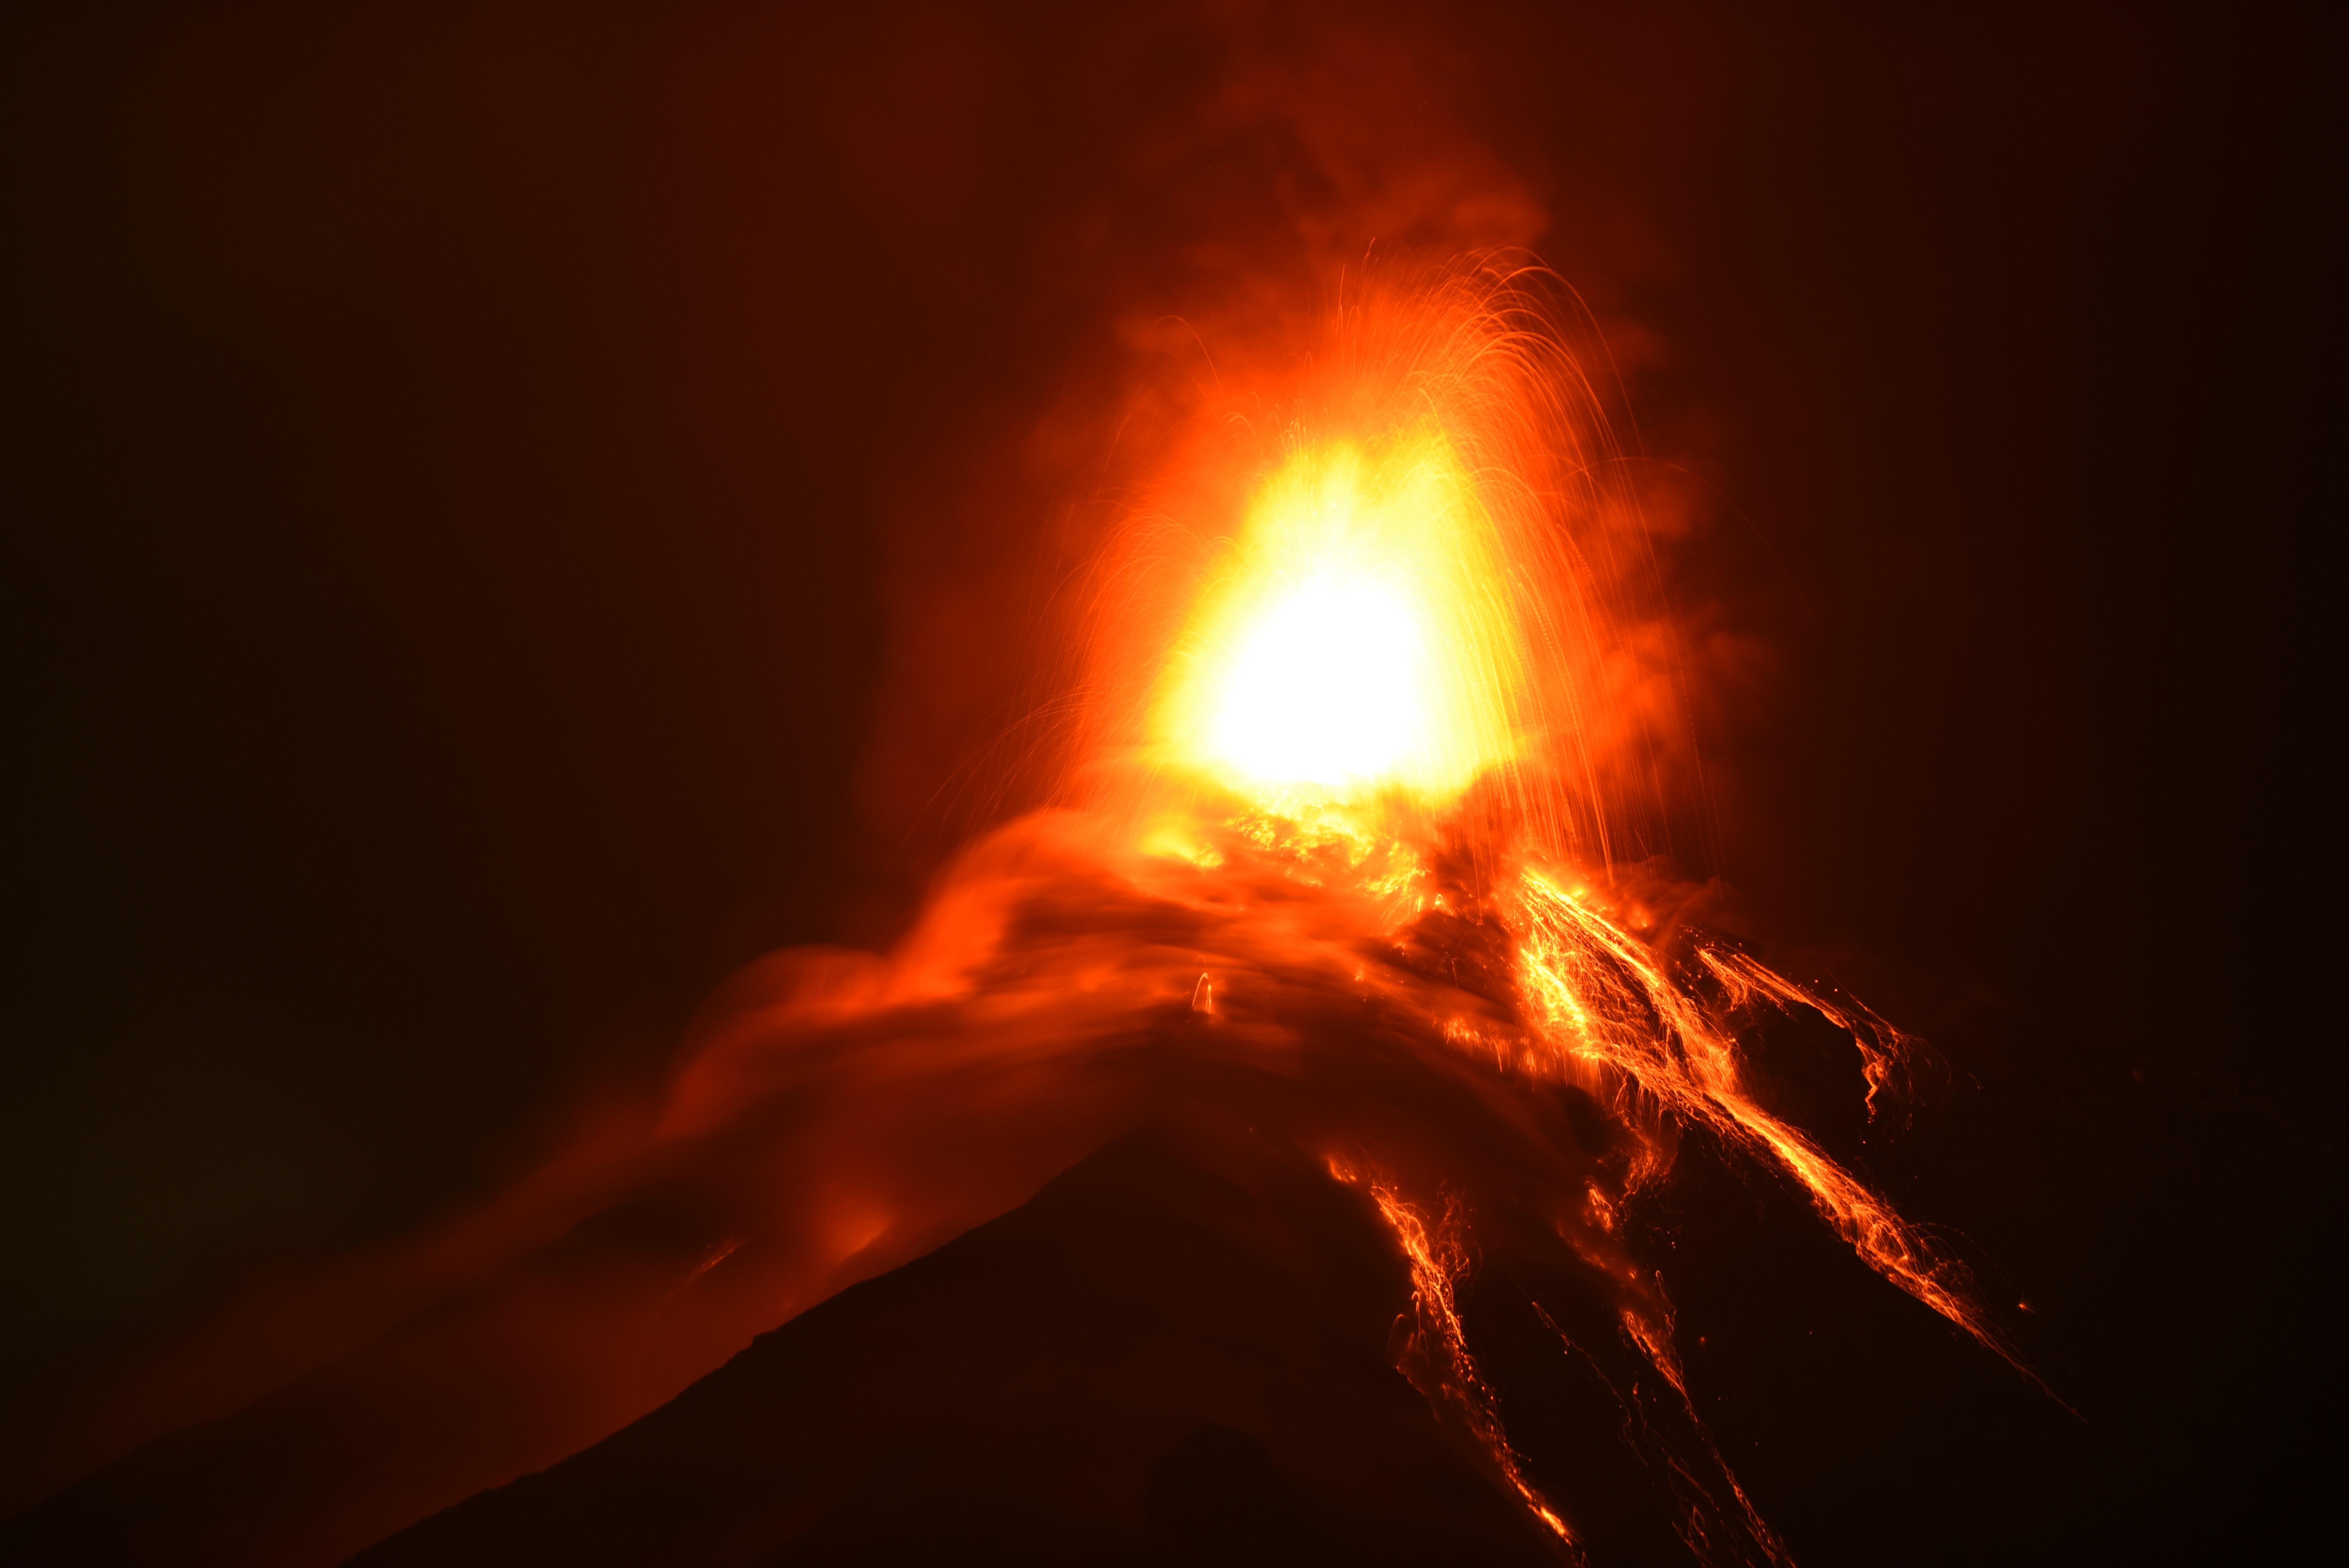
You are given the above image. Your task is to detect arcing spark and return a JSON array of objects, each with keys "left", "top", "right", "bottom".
[{"left": 1511, "top": 872, "right": 2023, "bottom": 1374}]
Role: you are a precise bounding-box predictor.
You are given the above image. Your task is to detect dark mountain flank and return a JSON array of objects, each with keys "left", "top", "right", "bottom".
[{"left": 350, "top": 1133, "right": 1558, "bottom": 1567}]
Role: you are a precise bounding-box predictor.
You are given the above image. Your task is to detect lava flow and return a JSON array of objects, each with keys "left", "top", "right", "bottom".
[{"left": 1048, "top": 255, "right": 2033, "bottom": 1559}]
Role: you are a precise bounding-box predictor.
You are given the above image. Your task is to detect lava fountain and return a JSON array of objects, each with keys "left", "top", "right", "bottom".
[{"left": 1000, "top": 254, "right": 2035, "bottom": 1561}]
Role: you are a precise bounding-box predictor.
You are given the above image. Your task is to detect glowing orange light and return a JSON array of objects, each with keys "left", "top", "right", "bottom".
[
  {"left": 1343, "top": 1170, "right": 1576, "bottom": 1547},
  {"left": 1105, "top": 258, "right": 2047, "bottom": 1548},
  {"left": 1152, "top": 432, "right": 1527, "bottom": 805}
]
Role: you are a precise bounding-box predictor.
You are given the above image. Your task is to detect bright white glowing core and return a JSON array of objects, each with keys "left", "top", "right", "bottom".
[
  {"left": 1152, "top": 434, "right": 1525, "bottom": 803},
  {"left": 1207, "top": 573, "right": 1431, "bottom": 786}
]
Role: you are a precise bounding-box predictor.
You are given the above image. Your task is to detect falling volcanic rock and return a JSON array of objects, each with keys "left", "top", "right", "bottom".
[{"left": 348, "top": 1131, "right": 1559, "bottom": 1567}]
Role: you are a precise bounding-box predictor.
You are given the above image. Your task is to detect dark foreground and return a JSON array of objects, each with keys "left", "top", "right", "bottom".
[{"left": 352, "top": 1132, "right": 1559, "bottom": 1566}]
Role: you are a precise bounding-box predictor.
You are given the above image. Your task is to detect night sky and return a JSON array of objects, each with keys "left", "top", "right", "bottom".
[{"left": 4, "top": 1, "right": 2339, "bottom": 1552}]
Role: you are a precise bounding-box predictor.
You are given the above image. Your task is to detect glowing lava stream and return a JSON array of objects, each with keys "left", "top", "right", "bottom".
[
  {"left": 1119, "top": 287, "right": 2035, "bottom": 1557},
  {"left": 1347, "top": 1168, "right": 1576, "bottom": 1547}
]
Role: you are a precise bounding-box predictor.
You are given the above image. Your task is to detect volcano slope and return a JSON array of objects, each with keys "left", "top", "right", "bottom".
[
  {"left": 6, "top": 823, "right": 2091, "bottom": 1567},
  {"left": 350, "top": 1130, "right": 1564, "bottom": 1567}
]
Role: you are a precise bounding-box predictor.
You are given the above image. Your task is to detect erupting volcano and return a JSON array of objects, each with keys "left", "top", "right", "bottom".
[
  {"left": 6, "top": 257, "right": 2058, "bottom": 1568},
  {"left": 9, "top": 5, "right": 2329, "bottom": 1560},
  {"left": 994, "top": 258, "right": 2037, "bottom": 1559}
]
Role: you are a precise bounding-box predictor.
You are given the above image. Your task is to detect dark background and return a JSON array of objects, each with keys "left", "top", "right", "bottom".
[{"left": 4, "top": 0, "right": 2339, "bottom": 1553}]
